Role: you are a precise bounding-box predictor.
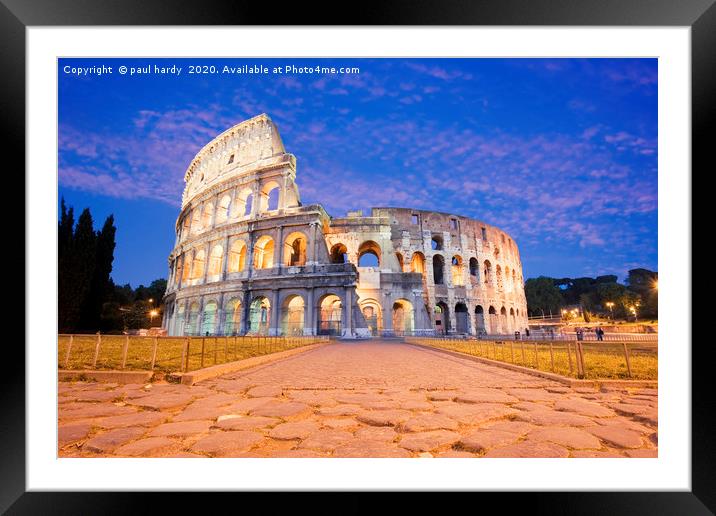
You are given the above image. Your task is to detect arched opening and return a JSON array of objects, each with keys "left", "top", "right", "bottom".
[
  {"left": 191, "top": 209, "right": 201, "bottom": 234},
  {"left": 431, "top": 235, "right": 443, "bottom": 250},
  {"left": 201, "top": 203, "right": 214, "bottom": 230},
  {"left": 475, "top": 305, "right": 486, "bottom": 334},
  {"left": 392, "top": 299, "right": 415, "bottom": 336},
  {"left": 432, "top": 255, "right": 445, "bottom": 285},
  {"left": 488, "top": 305, "right": 498, "bottom": 335},
  {"left": 207, "top": 244, "right": 223, "bottom": 278},
  {"left": 411, "top": 252, "right": 425, "bottom": 274},
  {"left": 434, "top": 302, "right": 449, "bottom": 334},
  {"left": 318, "top": 294, "right": 343, "bottom": 336},
  {"left": 395, "top": 252, "right": 404, "bottom": 272},
  {"left": 248, "top": 297, "right": 271, "bottom": 335},
  {"left": 253, "top": 235, "right": 274, "bottom": 269},
  {"left": 185, "top": 302, "right": 200, "bottom": 335},
  {"left": 496, "top": 265, "right": 504, "bottom": 291},
  {"left": 360, "top": 299, "right": 382, "bottom": 336},
  {"left": 201, "top": 301, "right": 218, "bottom": 335},
  {"left": 223, "top": 298, "right": 241, "bottom": 335},
  {"left": 191, "top": 250, "right": 205, "bottom": 280},
  {"left": 510, "top": 308, "right": 516, "bottom": 333},
  {"left": 284, "top": 232, "right": 307, "bottom": 267},
  {"left": 469, "top": 257, "right": 479, "bottom": 280},
  {"left": 182, "top": 214, "right": 191, "bottom": 240},
  {"left": 455, "top": 303, "right": 468, "bottom": 333},
  {"left": 181, "top": 253, "right": 192, "bottom": 282},
  {"left": 260, "top": 181, "right": 281, "bottom": 212},
  {"left": 235, "top": 188, "right": 253, "bottom": 218},
  {"left": 228, "top": 240, "right": 247, "bottom": 273},
  {"left": 358, "top": 240, "right": 381, "bottom": 268},
  {"left": 330, "top": 243, "right": 348, "bottom": 264},
  {"left": 175, "top": 304, "right": 185, "bottom": 336},
  {"left": 216, "top": 194, "right": 231, "bottom": 223},
  {"left": 451, "top": 255, "right": 464, "bottom": 286},
  {"left": 500, "top": 306, "right": 508, "bottom": 334},
  {"left": 483, "top": 260, "right": 492, "bottom": 286},
  {"left": 505, "top": 266, "right": 511, "bottom": 291},
  {"left": 281, "top": 295, "right": 305, "bottom": 336}
]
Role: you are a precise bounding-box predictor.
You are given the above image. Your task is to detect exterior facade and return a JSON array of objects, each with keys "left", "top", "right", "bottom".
[{"left": 163, "top": 114, "right": 528, "bottom": 338}]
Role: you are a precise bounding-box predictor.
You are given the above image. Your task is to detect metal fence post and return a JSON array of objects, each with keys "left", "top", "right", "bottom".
[
  {"left": 150, "top": 336, "right": 158, "bottom": 370},
  {"left": 567, "top": 342, "right": 574, "bottom": 376},
  {"left": 520, "top": 340, "right": 526, "bottom": 364},
  {"left": 622, "top": 342, "right": 633, "bottom": 378},
  {"left": 64, "top": 335, "right": 74, "bottom": 369},
  {"left": 200, "top": 337, "right": 206, "bottom": 368},
  {"left": 549, "top": 342, "right": 555, "bottom": 372},
  {"left": 181, "top": 337, "right": 189, "bottom": 372},
  {"left": 121, "top": 335, "right": 129, "bottom": 370},
  {"left": 534, "top": 342, "right": 539, "bottom": 369},
  {"left": 510, "top": 341, "right": 514, "bottom": 363},
  {"left": 92, "top": 333, "right": 101, "bottom": 368},
  {"left": 213, "top": 337, "right": 218, "bottom": 365}
]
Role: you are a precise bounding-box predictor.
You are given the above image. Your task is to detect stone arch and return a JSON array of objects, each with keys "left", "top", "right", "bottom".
[
  {"left": 500, "top": 306, "right": 508, "bottom": 334},
  {"left": 488, "top": 305, "right": 498, "bottom": 335},
  {"left": 358, "top": 240, "right": 381, "bottom": 267},
  {"left": 185, "top": 301, "right": 200, "bottom": 335},
  {"left": 201, "top": 300, "right": 219, "bottom": 335},
  {"left": 411, "top": 252, "right": 426, "bottom": 274},
  {"left": 392, "top": 298, "right": 415, "bottom": 335},
  {"left": 451, "top": 255, "right": 464, "bottom": 286},
  {"left": 330, "top": 243, "right": 348, "bottom": 264},
  {"left": 259, "top": 180, "right": 281, "bottom": 212},
  {"left": 510, "top": 307, "right": 516, "bottom": 333},
  {"left": 207, "top": 244, "right": 223, "bottom": 278},
  {"left": 284, "top": 231, "right": 307, "bottom": 267},
  {"left": 253, "top": 235, "right": 274, "bottom": 269},
  {"left": 317, "top": 293, "right": 343, "bottom": 336},
  {"left": 431, "top": 234, "right": 443, "bottom": 251},
  {"left": 174, "top": 303, "right": 186, "bottom": 336},
  {"left": 432, "top": 254, "right": 445, "bottom": 285},
  {"left": 455, "top": 302, "right": 469, "bottom": 333},
  {"left": 216, "top": 194, "right": 231, "bottom": 223},
  {"left": 475, "top": 305, "right": 486, "bottom": 333},
  {"left": 248, "top": 296, "right": 271, "bottom": 335},
  {"left": 434, "top": 301, "right": 450, "bottom": 334},
  {"left": 201, "top": 202, "right": 214, "bottom": 230},
  {"left": 191, "top": 208, "right": 201, "bottom": 234},
  {"left": 235, "top": 187, "right": 254, "bottom": 217},
  {"left": 228, "top": 240, "right": 247, "bottom": 273},
  {"left": 395, "top": 252, "right": 404, "bottom": 272},
  {"left": 223, "top": 297, "right": 242, "bottom": 335},
  {"left": 281, "top": 294, "right": 305, "bottom": 336},
  {"left": 191, "top": 249, "right": 206, "bottom": 280},
  {"left": 359, "top": 297, "right": 382, "bottom": 336},
  {"left": 181, "top": 253, "right": 192, "bottom": 282},
  {"left": 496, "top": 265, "right": 504, "bottom": 291},
  {"left": 469, "top": 257, "right": 479, "bottom": 280},
  {"left": 483, "top": 260, "right": 492, "bottom": 285}
]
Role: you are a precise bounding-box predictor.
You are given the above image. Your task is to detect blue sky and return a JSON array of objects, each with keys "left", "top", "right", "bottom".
[{"left": 58, "top": 58, "right": 657, "bottom": 288}]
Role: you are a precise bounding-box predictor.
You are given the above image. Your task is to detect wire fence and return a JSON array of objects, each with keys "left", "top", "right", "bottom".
[
  {"left": 405, "top": 337, "right": 657, "bottom": 380},
  {"left": 58, "top": 334, "right": 329, "bottom": 374}
]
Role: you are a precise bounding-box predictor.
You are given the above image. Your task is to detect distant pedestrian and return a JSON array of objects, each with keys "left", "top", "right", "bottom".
[
  {"left": 576, "top": 327, "right": 584, "bottom": 341},
  {"left": 596, "top": 327, "right": 604, "bottom": 341},
  {"left": 525, "top": 328, "right": 530, "bottom": 337}
]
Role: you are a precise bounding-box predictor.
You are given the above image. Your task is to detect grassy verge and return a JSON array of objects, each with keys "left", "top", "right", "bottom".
[
  {"left": 406, "top": 338, "right": 657, "bottom": 381},
  {"left": 58, "top": 335, "right": 328, "bottom": 374}
]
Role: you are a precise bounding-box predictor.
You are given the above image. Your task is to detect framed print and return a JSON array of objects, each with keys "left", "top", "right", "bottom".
[{"left": 6, "top": 0, "right": 711, "bottom": 512}]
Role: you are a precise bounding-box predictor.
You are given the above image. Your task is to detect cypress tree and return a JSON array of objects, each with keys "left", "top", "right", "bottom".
[
  {"left": 83, "top": 215, "right": 117, "bottom": 330},
  {"left": 63, "top": 208, "right": 97, "bottom": 331}
]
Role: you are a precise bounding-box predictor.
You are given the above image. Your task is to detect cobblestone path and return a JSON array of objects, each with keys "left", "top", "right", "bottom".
[{"left": 58, "top": 341, "right": 658, "bottom": 458}]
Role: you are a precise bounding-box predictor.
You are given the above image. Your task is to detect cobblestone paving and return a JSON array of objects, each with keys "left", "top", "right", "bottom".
[{"left": 58, "top": 341, "right": 658, "bottom": 458}]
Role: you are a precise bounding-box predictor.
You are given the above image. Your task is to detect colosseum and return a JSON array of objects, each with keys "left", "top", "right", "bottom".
[{"left": 162, "top": 114, "right": 529, "bottom": 338}]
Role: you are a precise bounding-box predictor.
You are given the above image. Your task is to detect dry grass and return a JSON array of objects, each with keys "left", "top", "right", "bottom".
[
  {"left": 58, "top": 334, "right": 328, "bottom": 373},
  {"left": 406, "top": 338, "right": 657, "bottom": 380}
]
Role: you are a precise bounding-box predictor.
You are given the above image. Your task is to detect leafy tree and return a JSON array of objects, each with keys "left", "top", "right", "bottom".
[{"left": 524, "top": 276, "right": 564, "bottom": 317}]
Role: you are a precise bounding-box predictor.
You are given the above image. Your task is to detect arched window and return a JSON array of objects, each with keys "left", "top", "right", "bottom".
[
  {"left": 469, "top": 257, "right": 479, "bottom": 279},
  {"left": 191, "top": 249, "right": 205, "bottom": 279},
  {"left": 201, "top": 301, "right": 218, "bottom": 335},
  {"left": 208, "top": 244, "right": 223, "bottom": 277},
  {"left": 224, "top": 298, "right": 241, "bottom": 335},
  {"left": 228, "top": 240, "right": 247, "bottom": 273},
  {"left": 181, "top": 253, "right": 192, "bottom": 282},
  {"left": 411, "top": 252, "right": 426, "bottom": 274},
  {"left": 358, "top": 240, "right": 381, "bottom": 267},
  {"left": 451, "top": 255, "right": 464, "bottom": 286},
  {"left": 483, "top": 260, "right": 492, "bottom": 285},
  {"left": 253, "top": 235, "right": 274, "bottom": 269},
  {"left": 260, "top": 181, "right": 281, "bottom": 212},
  {"left": 431, "top": 235, "right": 443, "bottom": 250},
  {"left": 191, "top": 209, "right": 201, "bottom": 234},
  {"left": 330, "top": 243, "right": 348, "bottom": 264},
  {"left": 433, "top": 255, "right": 445, "bottom": 285},
  {"left": 235, "top": 188, "right": 253, "bottom": 218},
  {"left": 496, "top": 265, "right": 504, "bottom": 291},
  {"left": 284, "top": 232, "right": 307, "bottom": 267},
  {"left": 216, "top": 194, "right": 231, "bottom": 223},
  {"left": 201, "top": 203, "right": 214, "bottom": 230},
  {"left": 395, "top": 252, "right": 404, "bottom": 272}
]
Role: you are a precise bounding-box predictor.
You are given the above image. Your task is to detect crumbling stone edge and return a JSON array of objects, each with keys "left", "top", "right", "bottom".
[
  {"left": 58, "top": 341, "right": 331, "bottom": 386},
  {"left": 407, "top": 341, "right": 658, "bottom": 389}
]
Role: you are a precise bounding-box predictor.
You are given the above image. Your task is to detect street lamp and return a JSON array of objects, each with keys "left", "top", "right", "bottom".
[
  {"left": 605, "top": 301, "right": 614, "bottom": 321},
  {"left": 149, "top": 309, "right": 159, "bottom": 325}
]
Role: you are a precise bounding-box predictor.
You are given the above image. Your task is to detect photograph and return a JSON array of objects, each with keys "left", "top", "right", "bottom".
[{"left": 55, "top": 56, "right": 660, "bottom": 460}]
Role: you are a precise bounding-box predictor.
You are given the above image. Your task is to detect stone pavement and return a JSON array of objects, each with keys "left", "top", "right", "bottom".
[{"left": 58, "top": 341, "right": 658, "bottom": 458}]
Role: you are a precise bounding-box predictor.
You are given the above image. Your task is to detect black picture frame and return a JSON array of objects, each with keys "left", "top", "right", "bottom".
[{"left": 5, "top": 0, "right": 709, "bottom": 512}]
